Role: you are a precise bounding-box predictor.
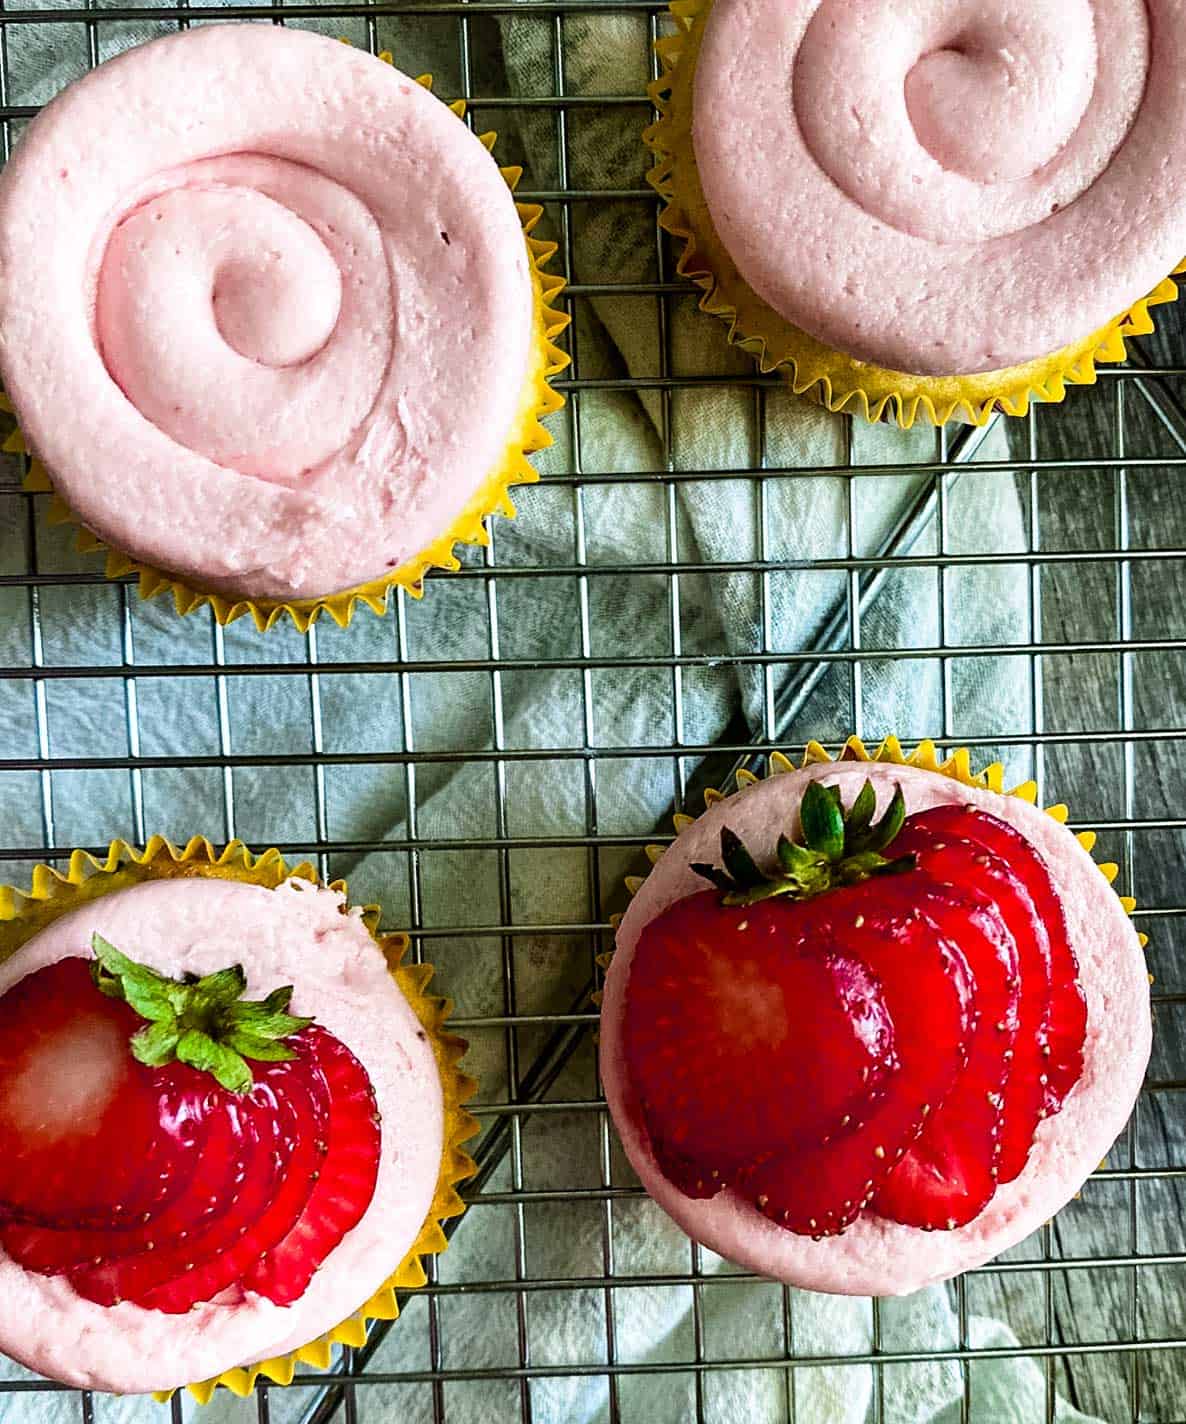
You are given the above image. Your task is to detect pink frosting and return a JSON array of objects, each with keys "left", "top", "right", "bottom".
[
  {"left": 0, "top": 25, "right": 534, "bottom": 600},
  {"left": 0, "top": 878, "right": 443, "bottom": 1394},
  {"left": 601, "top": 761, "right": 1151, "bottom": 1295},
  {"left": 692, "top": 0, "right": 1186, "bottom": 375}
]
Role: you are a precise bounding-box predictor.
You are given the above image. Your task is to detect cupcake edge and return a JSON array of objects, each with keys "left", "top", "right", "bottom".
[
  {"left": 0, "top": 835, "right": 478, "bottom": 1402},
  {"left": 645, "top": 0, "right": 1185, "bottom": 429},
  {"left": 1, "top": 67, "right": 570, "bottom": 633},
  {"left": 599, "top": 734, "right": 1150, "bottom": 1291}
]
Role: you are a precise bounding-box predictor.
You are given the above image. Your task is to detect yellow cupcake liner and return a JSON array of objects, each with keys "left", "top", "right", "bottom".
[
  {"left": 606, "top": 734, "right": 1144, "bottom": 951},
  {"left": 645, "top": 0, "right": 1185, "bottom": 429},
  {"left": 0, "top": 64, "right": 569, "bottom": 632},
  {"left": 0, "top": 835, "right": 479, "bottom": 1403}
]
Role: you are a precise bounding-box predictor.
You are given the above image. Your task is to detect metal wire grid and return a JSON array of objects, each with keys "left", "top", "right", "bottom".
[{"left": 0, "top": 4, "right": 1184, "bottom": 1421}]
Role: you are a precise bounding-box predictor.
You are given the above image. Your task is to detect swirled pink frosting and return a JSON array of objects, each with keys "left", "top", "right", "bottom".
[
  {"left": 0, "top": 25, "right": 535, "bottom": 600},
  {"left": 692, "top": 0, "right": 1186, "bottom": 375}
]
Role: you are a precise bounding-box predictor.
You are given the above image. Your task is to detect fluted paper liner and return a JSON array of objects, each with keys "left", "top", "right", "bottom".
[
  {"left": 0, "top": 836, "right": 479, "bottom": 1403},
  {"left": 645, "top": 0, "right": 1184, "bottom": 429},
  {"left": 604, "top": 733, "right": 1145, "bottom": 956},
  {"left": 1, "top": 64, "right": 569, "bottom": 632}
]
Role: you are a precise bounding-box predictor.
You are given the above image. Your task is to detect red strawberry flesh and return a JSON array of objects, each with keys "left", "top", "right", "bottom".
[
  {"left": 871, "top": 833, "right": 1021, "bottom": 1228},
  {"left": 624, "top": 890, "right": 897, "bottom": 1193},
  {"left": 738, "top": 885, "right": 974, "bottom": 1235},
  {"left": 894, "top": 805, "right": 1083, "bottom": 1185},
  {"left": 137, "top": 1057, "right": 329, "bottom": 1314},
  {"left": 244, "top": 1025, "right": 381, "bottom": 1305},
  {"left": 618, "top": 778, "right": 1091, "bottom": 1240},
  {"left": 66, "top": 1084, "right": 288, "bottom": 1308},
  {"left": 908, "top": 805, "right": 1086, "bottom": 1116},
  {"left": 0, "top": 949, "right": 382, "bottom": 1314},
  {"left": 0, "top": 959, "right": 197, "bottom": 1227},
  {"left": 0, "top": 1077, "right": 240, "bottom": 1274}
]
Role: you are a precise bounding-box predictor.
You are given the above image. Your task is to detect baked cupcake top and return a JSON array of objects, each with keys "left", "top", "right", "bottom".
[
  {"left": 600, "top": 759, "right": 1150, "bottom": 1295},
  {"left": 0, "top": 25, "right": 535, "bottom": 601},
  {"left": 692, "top": 0, "right": 1186, "bottom": 374},
  {"left": 0, "top": 876, "right": 441, "bottom": 1394}
]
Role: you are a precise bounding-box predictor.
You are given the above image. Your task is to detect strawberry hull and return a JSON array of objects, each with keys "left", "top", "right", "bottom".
[{"left": 601, "top": 758, "right": 1151, "bottom": 1297}]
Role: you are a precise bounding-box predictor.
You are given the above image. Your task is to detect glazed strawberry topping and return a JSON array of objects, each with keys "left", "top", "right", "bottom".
[
  {"left": 0, "top": 1078, "right": 245, "bottom": 1274},
  {"left": 622, "top": 779, "right": 1087, "bottom": 1238},
  {"left": 0, "top": 939, "right": 380, "bottom": 1312}
]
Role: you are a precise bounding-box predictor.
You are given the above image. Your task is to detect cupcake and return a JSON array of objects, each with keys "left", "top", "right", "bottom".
[
  {"left": 599, "top": 739, "right": 1150, "bottom": 1295},
  {"left": 0, "top": 24, "right": 567, "bottom": 630},
  {"left": 0, "top": 839, "right": 475, "bottom": 1397},
  {"left": 646, "top": 0, "right": 1186, "bottom": 426}
]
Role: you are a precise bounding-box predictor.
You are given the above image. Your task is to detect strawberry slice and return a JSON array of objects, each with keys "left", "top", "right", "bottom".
[
  {"left": 914, "top": 806, "right": 1086, "bottom": 1116},
  {"left": 738, "top": 884, "right": 974, "bottom": 1235},
  {"left": 67, "top": 1087, "right": 285, "bottom": 1308},
  {"left": 872, "top": 832, "right": 1021, "bottom": 1228},
  {"left": 0, "top": 959, "right": 199, "bottom": 1227},
  {"left": 0, "top": 1076, "right": 241, "bottom": 1274},
  {"left": 137, "top": 1056, "right": 330, "bottom": 1314},
  {"left": 898, "top": 806, "right": 1084, "bottom": 1183},
  {"left": 244, "top": 1026, "right": 380, "bottom": 1305},
  {"left": 624, "top": 890, "right": 897, "bottom": 1193}
]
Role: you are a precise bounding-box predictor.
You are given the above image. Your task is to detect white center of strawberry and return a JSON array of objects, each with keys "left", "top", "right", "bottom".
[
  {"left": 4, "top": 1016, "right": 126, "bottom": 1142},
  {"left": 702, "top": 954, "right": 790, "bottom": 1050}
]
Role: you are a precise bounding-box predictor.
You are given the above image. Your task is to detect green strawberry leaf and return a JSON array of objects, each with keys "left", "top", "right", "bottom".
[
  {"left": 88, "top": 934, "right": 315, "bottom": 1094},
  {"left": 194, "top": 965, "right": 248, "bottom": 1009},
  {"left": 720, "top": 828, "right": 765, "bottom": 888},
  {"left": 865, "top": 785, "right": 907, "bottom": 854},
  {"left": 91, "top": 935, "right": 175, "bottom": 1021},
  {"left": 845, "top": 780, "right": 877, "bottom": 843},
  {"left": 225, "top": 1030, "right": 299, "bottom": 1063},
  {"left": 691, "top": 778, "right": 914, "bottom": 908},
  {"left": 691, "top": 862, "right": 734, "bottom": 892},
  {"left": 261, "top": 985, "right": 295, "bottom": 1015},
  {"left": 776, "top": 835, "right": 820, "bottom": 875},
  {"left": 800, "top": 781, "right": 845, "bottom": 860},
  {"left": 225, "top": 1001, "right": 311, "bottom": 1040},
  {"left": 176, "top": 1029, "right": 253, "bottom": 1095},
  {"left": 130, "top": 1018, "right": 182, "bottom": 1067}
]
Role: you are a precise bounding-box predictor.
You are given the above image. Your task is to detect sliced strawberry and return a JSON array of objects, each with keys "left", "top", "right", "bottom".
[
  {"left": 0, "top": 959, "right": 199, "bottom": 1227},
  {"left": 897, "top": 806, "right": 1083, "bottom": 1183},
  {"left": 915, "top": 805, "right": 1086, "bottom": 1114},
  {"left": 139, "top": 1052, "right": 331, "bottom": 1313},
  {"left": 872, "top": 832, "right": 1021, "bottom": 1228},
  {"left": 66, "top": 1085, "right": 285, "bottom": 1308},
  {"left": 623, "top": 890, "right": 897, "bottom": 1190},
  {"left": 738, "top": 883, "right": 974, "bottom": 1236},
  {"left": 244, "top": 1026, "right": 380, "bottom": 1305},
  {"left": 0, "top": 1077, "right": 240, "bottom": 1274},
  {"left": 0, "top": 937, "right": 383, "bottom": 1314}
]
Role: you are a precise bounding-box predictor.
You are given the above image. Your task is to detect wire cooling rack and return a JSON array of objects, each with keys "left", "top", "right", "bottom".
[{"left": 2, "top": 4, "right": 1186, "bottom": 1422}]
